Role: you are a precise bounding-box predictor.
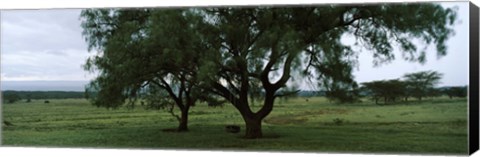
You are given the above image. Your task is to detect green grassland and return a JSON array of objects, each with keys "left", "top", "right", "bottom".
[{"left": 2, "top": 97, "right": 468, "bottom": 155}]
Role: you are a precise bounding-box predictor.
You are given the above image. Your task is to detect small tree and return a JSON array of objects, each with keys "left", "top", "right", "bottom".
[
  {"left": 361, "top": 81, "right": 382, "bottom": 104},
  {"left": 403, "top": 70, "right": 443, "bottom": 101},
  {"left": 81, "top": 9, "right": 212, "bottom": 132}
]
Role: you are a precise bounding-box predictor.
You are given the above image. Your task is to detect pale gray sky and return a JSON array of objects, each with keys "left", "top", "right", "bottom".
[
  {"left": 351, "top": 2, "right": 470, "bottom": 87},
  {"left": 0, "top": 2, "right": 470, "bottom": 89},
  {"left": 1, "top": 9, "right": 94, "bottom": 81}
]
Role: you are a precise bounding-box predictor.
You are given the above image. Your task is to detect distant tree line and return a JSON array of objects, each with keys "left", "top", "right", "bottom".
[
  {"left": 439, "top": 86, "right": 468, "bottom": 99},
  {"left": 324, "top": 70, "right": 467, "bottom": 105},
  {"left": 2, "top": 91, "right": 85, "bottom": 104}
]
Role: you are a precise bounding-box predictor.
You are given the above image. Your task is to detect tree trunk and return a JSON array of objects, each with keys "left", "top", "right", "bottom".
[
  {"left": 177, "top": 108, "right": 189, "bottom": 132},
  {"left": 244, "top": 117, "right": 262, "bottom": 139},
  {"left": 243, "top": 89, "right": 275, "bottom": 139}
]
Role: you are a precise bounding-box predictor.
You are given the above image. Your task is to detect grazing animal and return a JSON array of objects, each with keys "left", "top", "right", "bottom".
[
  {"left": 44, "top": 100, "right": 50, "bottom": 103},
  {"left": 225, "top": 125, "right": 240, "bottom": 133}
]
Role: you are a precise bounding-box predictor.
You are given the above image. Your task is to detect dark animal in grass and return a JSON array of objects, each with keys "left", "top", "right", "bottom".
[
  {"left": 44, "top": 100, "right": 50, "bottom": 103},
  {"left": 225, "top": 125, "right": 240, "bottom": 133},
  {"left": 3, "top": 120, "right": 14, "bottom": 126}
]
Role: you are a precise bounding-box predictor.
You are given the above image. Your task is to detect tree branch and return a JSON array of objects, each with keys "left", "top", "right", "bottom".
[
  {"left": 272, "top": 52, "right": 296, "bottom": 90},
  {"left": 260, "top": 41, "right": 280, "bottom": 86},
  {"left": 304, "top": 47, "right": 318, "bottom": 73},
  {"left": 221, "top": 73, "right": 240, "bottom": 94},
  {"left": 166, "top": 104, "right": 181, "bottom": 122},
  {"left": 212, "top": 82, "right": 239, "bottom": 107},
  {"left": 152, "top": 79, "right": 185, "bottom": 110}
]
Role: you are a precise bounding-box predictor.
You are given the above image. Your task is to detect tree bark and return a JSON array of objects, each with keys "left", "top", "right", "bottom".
[
  {"left": 242, "top": 90, "right": 275, "bottom": 138},
  {"left": 244, "top": 116, "right": 262, "bottom": 139},
  {"left": 177, "top": 107, "right": 189, "bottom": 132}
]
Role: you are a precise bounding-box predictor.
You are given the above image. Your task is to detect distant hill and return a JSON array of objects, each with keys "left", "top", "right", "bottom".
[
  {"left": 1, "top": 81, "right": 88, "bottom": 92},
  {"left": 297, "top": 90, "right": 326, "bottom": 97}
]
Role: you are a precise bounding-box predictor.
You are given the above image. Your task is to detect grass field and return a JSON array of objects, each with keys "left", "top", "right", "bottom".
[{"left": 1, "top": 96, "right": 468, "bottom": 155}]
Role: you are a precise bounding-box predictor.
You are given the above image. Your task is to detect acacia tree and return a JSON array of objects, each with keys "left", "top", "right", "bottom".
[
  {"left": 198, "top": 4, "right": 456, "bottom": 138},
  {"left": 403, "top": 70, "right": 443, "bottom": 101},
  {"left": 81, "top": 4, "right": 456, "bottom": 138},
  {"left": 361, "top": 80, "right": 407, "bottom": 104},
  {"left": 81, "top": 9, "right": 217, "bottom": 132},
  {"left": 360, "top": 81, "right": 382, "bottom": 104}
]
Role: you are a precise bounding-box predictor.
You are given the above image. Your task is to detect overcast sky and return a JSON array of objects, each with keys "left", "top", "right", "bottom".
[
  {"left": 0, "top": 2, "right": 470, "bottom": 88},
  {"left": 351, "top": 2, "right": 469, "bottom": 87},
  {"left": 1, "top": 9, "right": 94, "bottom": 81}
]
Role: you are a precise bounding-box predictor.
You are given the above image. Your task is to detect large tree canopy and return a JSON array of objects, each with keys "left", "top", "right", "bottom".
[
  {"left": 81, "top": 3, "right": 457, "bottom": 138},
  {"left": 81, "top": 9, "right": 217, "bottom": 131}
]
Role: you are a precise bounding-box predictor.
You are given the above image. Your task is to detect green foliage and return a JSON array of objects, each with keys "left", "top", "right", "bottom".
[
  {"left": 81, "top": 8, "right": 208, "bottom": 107},
  {"left": 141, "top": 86, "right": 173, "bottom": 110}
]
